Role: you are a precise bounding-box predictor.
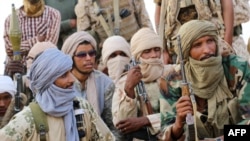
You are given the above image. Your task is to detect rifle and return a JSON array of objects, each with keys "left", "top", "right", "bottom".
[
  {"left": 130, "top": 57, "right": 154, "bottom": 116},
  {"left": 9, "top": 4, "right": 23, "bottom": 113},
  {"left": 73, "top": 100, "right": 86, "bottom": 139},
  {"left": 14, "top": 73, "right": 22, "bottom": 113},
  {"left": 177, "top": 35, "right": 197, "bottom": 141},
  {"left": 124, "top": 57, "right": 156, "bottom": 141}
]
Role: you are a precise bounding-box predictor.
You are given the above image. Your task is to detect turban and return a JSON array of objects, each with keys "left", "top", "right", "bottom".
[
  {"left": 27, "top": 41, "right": 57, "bottom": 70},
  {"left": 175, "top": 20, "right": 218, "bottom": 61},
  {"left": 28, "top": 48, "right": 72, "bottom": 93},
  {"left": 61, "top": 31, "right": 97, "bottom": 57},
  {"left": 130, "top": 27, "right": 163, "bottom": 60},
  {"left": 0, "top": 75, "right": 16, "bottom": 98},
  {"left": 102, "top": 35, "right": 131, "bottom": 66},
  {"left": 130, "top": 28, "right": 164, "bottom": 82}
]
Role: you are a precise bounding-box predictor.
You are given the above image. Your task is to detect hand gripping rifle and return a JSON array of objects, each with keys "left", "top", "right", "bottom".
[
  {"left": 125, "top": 57, "right": 155, "bottom": 140},
  {"left": 130, "top": 57, "right": 154, "bottom": 116},
  {"left": 177, "top": 35, "right": 198, "bottom": 141},
  {"left": 10, "top": 4, "right": 23, "bottom": 113}
]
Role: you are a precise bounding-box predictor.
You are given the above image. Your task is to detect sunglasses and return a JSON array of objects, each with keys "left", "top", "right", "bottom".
[{"left": 74, "top": 50, "right": 96, "bottom": 58}]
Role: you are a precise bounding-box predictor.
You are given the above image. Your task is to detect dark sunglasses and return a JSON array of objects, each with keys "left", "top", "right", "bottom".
[{"left": 74, "top": 50, "right": 96, "bottom": 58}]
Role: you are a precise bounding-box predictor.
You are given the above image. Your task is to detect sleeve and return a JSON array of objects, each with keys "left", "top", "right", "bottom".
[
  {"left": 75, "top": 1, "right": 91, "bottom": 31},
  {"left": 146, "top": 113, "right": 161, "bottom": 134},
  {"left": 112, "top": 83, "right": 138, "bottom": 125},
  {"left": 223, "top": 55, "right": 250, "bottom": 124},
  {"left": 78, "top": 97, "right": 116, "bottom": 141},
  {"left": 102, "top": 83, "right": 123, "bottom": 139},
  {"left": 234, "top": 57, "right": 250, "bottom": 119},
  {"left": 0, "top": 107, "right": 35, "bottom": 141},
  {"left": 45, "top": 8, "right": 61, "bottom": 44},
  {"left": 133, "top": 0, "right": 153, "bottom": 29}
]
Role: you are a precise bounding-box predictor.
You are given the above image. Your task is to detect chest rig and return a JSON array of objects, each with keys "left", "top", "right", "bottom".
[
  {"left": 92, "top": 0, "right": 140, "bottom": 43},
  {"left": 161, "top": 0, "right": 224, "bottom": 55}
]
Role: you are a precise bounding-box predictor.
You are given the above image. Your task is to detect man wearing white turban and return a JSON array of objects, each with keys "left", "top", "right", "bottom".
[
  {"left": 102, "top": 35, "right": 131, "bottom": 83},
  {"left": 161, "top": 20, "right": 250, "bottom": 141},
  {"left": 0, "top": 48, "right": 115, "bottom": 141},
  {"left": 0, "top": 75, "right": 16, "bottom": 123},
  {"left": 61, "top": 31, "right": 121, "bottom": 139},
  {"left": 0, "top": 75, "right": 27, "bottom": 128},
  {"left": 112, "top": 27, "right": 178, "bottom": 140}
]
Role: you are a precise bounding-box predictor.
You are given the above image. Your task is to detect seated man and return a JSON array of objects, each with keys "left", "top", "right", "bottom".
[
  {"left": 161, "top": 20, "right": 250, "bottom": 141},
  {"left": 112, "top": 27, "right": 177, "bottom": 140},
  {"left": 0, "top": 75, "right": 27, "bottom": 128},
  {"left": 24, "top": 41, "right": 57, "bottom": 102},
  {"left": 0, "top": 48, "right": 115, "bottom": 140},
  {"left": 102, "top": 35, "right": 131, "bottom": 82}
]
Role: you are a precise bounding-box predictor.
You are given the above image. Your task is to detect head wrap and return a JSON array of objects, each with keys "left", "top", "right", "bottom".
[
  {"left": 61, "top": 31, "right": 97, "bottom": 57},
  {"left": 0, "top": 75, "right": 16, "bottom": 98},
  {"left": 102, "top": 35, "right": 131, "bottom": 66},
  {"left": 130, "top": 28, "right": 164, "bottom": 82},
  {"left": 28, "top": 48, "right": 79, "bottom": 141},
  {"left": 23, "top": 0, "right": 45, "bottom": 17},
  {"left": 26, "top": 41, "right": 57, "bottom": 70},
  {"left": 176, "top": 20, "right": 233, "bottom": 131},
  {"left": 28, "top": 48, "right": 72, "bottom": 93},
  {"left": 130, "top": 27, "right": 163, "bottom": 60},
  {"left": 102, "top": 36, "right": 131, "bottom": 82},
  {"left": 175, "top": 20, "right": 218, "bottom": 61}
]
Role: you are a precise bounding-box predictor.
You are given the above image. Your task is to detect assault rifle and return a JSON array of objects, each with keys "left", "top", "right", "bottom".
[
  {"left": 14, "top": 73, "right": 22, "bottom": 113},
  {"left": 177, "top": 35, "right": 197, "bottom": 141},
  {"left": 124, "top": 57, "right": 157, "bottom": 141},
  {"left": 130, "top": 57, "right": 154, "bottom": 116}
]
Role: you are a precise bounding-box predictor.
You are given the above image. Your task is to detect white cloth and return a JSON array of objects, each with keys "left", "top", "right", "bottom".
[
  {"left": 0, "top": 75, "right": 16, "bottom": 98},
  {"left": 102, "top": 35, "right": 131, "bottom": 66},
  {"left": 107, "top": 56, "right": 130, "bottom": 82}
]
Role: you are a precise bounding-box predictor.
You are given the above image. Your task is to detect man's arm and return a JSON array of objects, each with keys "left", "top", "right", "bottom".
[
  {"left": 221, "top": 0, "right": 234, "bottom": 46},
  {"left": 44, "top": 7, "right": 61, "bottom": 45},
  {"left": 74, "top": 1, "right": 91, "bottom": 31},
  {"left": 133, "top": 0, "right": 153, "bottom": 29},
  {"left": 154, "top": 0, "right": 161, "bottom": 32}
]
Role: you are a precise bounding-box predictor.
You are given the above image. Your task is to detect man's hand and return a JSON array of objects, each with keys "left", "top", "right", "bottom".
[
  {"left": 116, "top": 117, "right": 150, "bottom": 134},
  {"left": 171, "top": 96, "right": 193, "bottom": 138},
  {"left": 124, "top": 65, "right": 142, "bottom": 98},
  {"left": 70, "top": 19, "right": 77, "bottom": 28},
  {"left": 5, "top": 60, "right": 25, "bottom": 77},
  {"left": 37, "top": 35, "right": 46, "bottom": 42}
]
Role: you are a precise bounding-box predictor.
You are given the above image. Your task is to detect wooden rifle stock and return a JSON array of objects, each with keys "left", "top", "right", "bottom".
[{"left": 177, "top": 35, "right": 197, "bottom": 141}]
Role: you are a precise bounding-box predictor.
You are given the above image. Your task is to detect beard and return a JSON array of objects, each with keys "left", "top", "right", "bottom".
[{"left": 74, "top": 64, "right": 93, "bottom": 75}]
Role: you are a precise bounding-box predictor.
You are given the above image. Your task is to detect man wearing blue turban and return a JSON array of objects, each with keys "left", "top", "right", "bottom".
[{"left": 0, "top": 48, "right": 115, "bottom": 141}]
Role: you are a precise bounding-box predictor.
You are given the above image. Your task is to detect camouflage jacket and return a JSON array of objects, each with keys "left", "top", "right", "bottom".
[
  {"left": 0, "top": 97, "right": 115, "bottom": 141},
  {"left": 160, "top": 55, "right": 250, "bottom": 140}
]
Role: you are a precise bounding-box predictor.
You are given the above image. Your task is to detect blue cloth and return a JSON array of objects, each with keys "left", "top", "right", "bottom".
[{"left": 28, "top": 48, "right": 79, "bottom": 141}]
